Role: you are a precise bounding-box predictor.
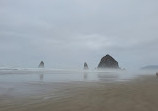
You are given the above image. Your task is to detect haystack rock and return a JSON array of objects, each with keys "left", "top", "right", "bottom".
[
  {"left": 38, "top": 61, "right": 44, "bottom": 68},
  {"left": 97, "top": 54, "right": 119, "bottom": 69},
  {"left": 84, "top": 62, "right": 89, "bottom": 70}
]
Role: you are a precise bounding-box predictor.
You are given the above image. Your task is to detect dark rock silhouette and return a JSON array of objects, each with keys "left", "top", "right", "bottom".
[
  {"left": 38, "top": 61, "right": 44, "bottom": 68},
  {"left": 84, "top": 62, "right": 89, "bottom": 70},
  {"left": 97, "top": 54, "right": 119, "bottom": 69},
  {"left": 156, "top": 72, "right": 158, "bottom": 77}
]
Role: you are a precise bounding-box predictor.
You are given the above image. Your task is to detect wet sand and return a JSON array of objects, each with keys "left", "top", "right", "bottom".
[{"left": 1, "top": 75, "right": 158, "bottom": 111}]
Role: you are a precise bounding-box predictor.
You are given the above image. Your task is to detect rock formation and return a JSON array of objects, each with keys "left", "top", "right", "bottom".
[
  {"left": 38, "top": 61, "right": 44, "bottom": 68},
  {"left": 84, "top": 62, "right": 89, "bottom": 70},
  {"left": 97, "top": 54, "right": 119, "bottom": 69},
  {"left": 156, "top": 72, "right": 158, "bottom": 77}
]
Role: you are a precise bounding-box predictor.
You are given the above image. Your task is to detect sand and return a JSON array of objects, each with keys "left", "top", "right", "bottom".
[{"left": 1, "top": 75, "right": 158, "bottom": 111}]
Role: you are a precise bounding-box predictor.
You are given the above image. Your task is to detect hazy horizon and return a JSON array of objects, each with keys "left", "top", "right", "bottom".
[{"left": 0, "top": 0, "right": 158, "bottom": 70}]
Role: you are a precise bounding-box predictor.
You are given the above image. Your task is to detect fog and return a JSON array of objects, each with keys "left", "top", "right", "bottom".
[{"left": 0, "top": 0, "right": 158, "bottom": 70}]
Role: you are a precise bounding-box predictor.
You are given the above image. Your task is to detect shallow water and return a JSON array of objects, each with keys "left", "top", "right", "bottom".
[
  {"left": 0, "top": 69, "right": 137, "bottom": 99},
  {"left": 0, "top": 68, "right": 138, "bottom": 83},
  {"left": 0, "top": 69, "right": 157, "bottom": 111}
]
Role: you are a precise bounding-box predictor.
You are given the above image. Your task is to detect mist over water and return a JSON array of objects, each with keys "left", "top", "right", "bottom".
[
  {"left": 0, "top": 68, "right": 155, "bottom": 83},
  {"left": 0, "top": 68, "right": 137, "bottom": 98}
]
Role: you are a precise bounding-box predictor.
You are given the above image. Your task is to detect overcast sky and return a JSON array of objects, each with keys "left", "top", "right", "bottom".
[{"left": 0, "top": 0, "right": 158, "bottom": 70}]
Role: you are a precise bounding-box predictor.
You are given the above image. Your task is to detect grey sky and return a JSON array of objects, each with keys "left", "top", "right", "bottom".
[{"left": 0, "top": 0, "right": 158, "bottom": 70}]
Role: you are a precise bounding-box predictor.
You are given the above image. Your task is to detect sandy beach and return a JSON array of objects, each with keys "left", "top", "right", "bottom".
[
  {"left": 1, "top": 0, "right": 158, "bottom": 110},
  {"left": 0, "top": 74, "right": 158, "bottom": 111}
]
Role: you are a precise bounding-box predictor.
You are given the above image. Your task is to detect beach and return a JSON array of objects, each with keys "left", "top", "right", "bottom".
[{"left": 0, "top": 70, "right": 158, "bottom": 111}]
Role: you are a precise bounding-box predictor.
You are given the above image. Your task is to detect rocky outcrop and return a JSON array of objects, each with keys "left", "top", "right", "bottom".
[
  {"left": 97, "top": 54, "right": 119, "bottom": 69},
  {"left": 84, "top": 62, "right": 89, "bottom": 70},
  {"left": 38, "top": 61, "right": 44, "bottom": 68}
]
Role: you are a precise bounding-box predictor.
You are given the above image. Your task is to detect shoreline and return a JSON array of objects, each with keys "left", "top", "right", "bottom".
[{"left": 0, "top": 74, "right": 158, "bottom": 111}]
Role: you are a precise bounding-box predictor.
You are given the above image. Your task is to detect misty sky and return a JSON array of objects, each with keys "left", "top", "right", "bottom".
[{"left": 0, "top": 0, "right": 158, "bottom": 70}]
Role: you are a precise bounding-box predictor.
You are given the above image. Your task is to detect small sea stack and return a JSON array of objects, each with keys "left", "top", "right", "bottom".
[
  {"left": 156, "top": 72, "right": 158, "bottom": 77},
  {"left": 38, "top": 61, "right": 44, "bottom": 68},
  {"left": 84, "top": 62, "right": 89, "bottom": 70},
  {"left": 97, "top": 54, "right": 120, "bottom": 69}
]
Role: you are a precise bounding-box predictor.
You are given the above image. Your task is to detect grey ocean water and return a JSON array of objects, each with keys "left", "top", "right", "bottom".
[{"left": 0, "top": 68, "right": 138, "bottom": 83}]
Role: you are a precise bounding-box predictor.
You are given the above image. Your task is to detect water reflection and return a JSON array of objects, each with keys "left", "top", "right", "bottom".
[
  {"left": 97, "top": 72, "right": 119, "bottom": 82},
  {"left": 38, "top": 71, "right": 44, "bottom": 81},
  {"left": 83, "top": 72, "right": 88, "bottom": 80},
  {"left": 40, "top": 74, "right": 44, "bottom": 81},
  {"left": 0, "top": 69, "right": 136, "bottom": 83}
]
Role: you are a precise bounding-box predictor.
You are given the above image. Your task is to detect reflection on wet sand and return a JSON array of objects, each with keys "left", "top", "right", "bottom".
[
  {"left": 38, "top": 71, "right": 44, "bottom": 81},
  {"left": 39, "top": 74, "right": 44, "bottom": 81},
  {"left": 97, "top": 72, "right": 119, "bottom": 82},
  {"left": 83, "top": 72, "right": 88, "bottom": 80},
  {"left": 1, "top": 75, "right": 158, "bottom": 111},
  {"left": 0, "top": 69, "right": 158, "bottom": 111}
]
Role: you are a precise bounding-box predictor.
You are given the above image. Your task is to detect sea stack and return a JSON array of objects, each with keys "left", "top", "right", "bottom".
[
  {"left": 38, "top": 61, "right": 44, "bottom": 68},
  {"left": 97, "top": 54, "right": 119, "bottom": 69},
  {"left": 84, "top": 62, "right": 89, "bottom": 70}
]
